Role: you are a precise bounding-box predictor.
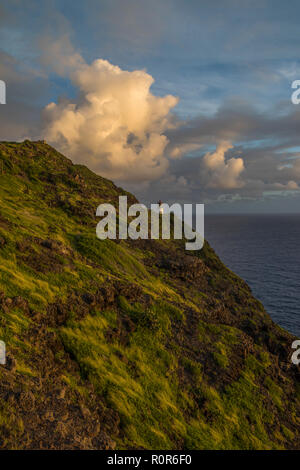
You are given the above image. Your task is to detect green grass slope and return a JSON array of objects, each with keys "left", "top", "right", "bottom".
[{"left": 0, "top": 140, "right": 299, "bottom": 449}]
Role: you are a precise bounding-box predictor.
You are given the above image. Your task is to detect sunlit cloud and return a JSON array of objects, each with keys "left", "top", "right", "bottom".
[{"left": 43, "top": 56, "right": 179, "bottom": 183}]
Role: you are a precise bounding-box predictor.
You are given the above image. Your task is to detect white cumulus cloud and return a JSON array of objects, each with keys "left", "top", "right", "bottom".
[
  {"left": 43, "top": 58, "right": 179, "bottom": 183},
  {"left": 202, "top": 141, "right": 245, "bottom": 189}
]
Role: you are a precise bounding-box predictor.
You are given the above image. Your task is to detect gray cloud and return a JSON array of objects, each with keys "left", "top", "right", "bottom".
[
  {"left": 132, "top": 101, "right": 300, "bottom": 206},
  {"left": 2, "top": 0, "right": 300, "bottom": 213}
]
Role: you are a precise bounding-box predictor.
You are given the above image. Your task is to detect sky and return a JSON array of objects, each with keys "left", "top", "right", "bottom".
[{"left": 1, "top": 0, "right": 300, "bottom": 212}]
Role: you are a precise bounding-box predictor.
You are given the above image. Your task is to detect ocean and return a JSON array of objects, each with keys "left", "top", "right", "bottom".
[{"left": 205, "top": 214, "right": 300, "bottom": 338}]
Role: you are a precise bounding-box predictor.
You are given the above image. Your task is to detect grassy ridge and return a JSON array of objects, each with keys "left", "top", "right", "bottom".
[{"left": 0, "top": 140, "right": 299, "bottom": 449}]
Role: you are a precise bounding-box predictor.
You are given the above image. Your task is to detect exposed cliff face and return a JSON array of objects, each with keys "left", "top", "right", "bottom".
[{"left": 0, "top": 140, "right": 299, "bottom": 450}]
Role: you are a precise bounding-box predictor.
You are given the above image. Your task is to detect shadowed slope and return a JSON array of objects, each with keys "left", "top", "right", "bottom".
[{"left": 0, "top": 140, "right": 299, "bottom": 449}]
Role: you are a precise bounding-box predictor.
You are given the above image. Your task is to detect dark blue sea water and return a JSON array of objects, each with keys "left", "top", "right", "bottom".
[{"left": 205, "top": 214, "right": 300, "bottom": 337}]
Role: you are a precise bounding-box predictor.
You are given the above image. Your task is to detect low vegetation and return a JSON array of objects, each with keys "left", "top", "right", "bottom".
[{"left": 0, "top": 140, "right": 299, "bottom": 449}]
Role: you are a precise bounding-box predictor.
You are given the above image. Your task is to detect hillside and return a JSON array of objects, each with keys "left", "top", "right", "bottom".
[{"left": 0, "top": 140, "right": 299, "bottom": 450}]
